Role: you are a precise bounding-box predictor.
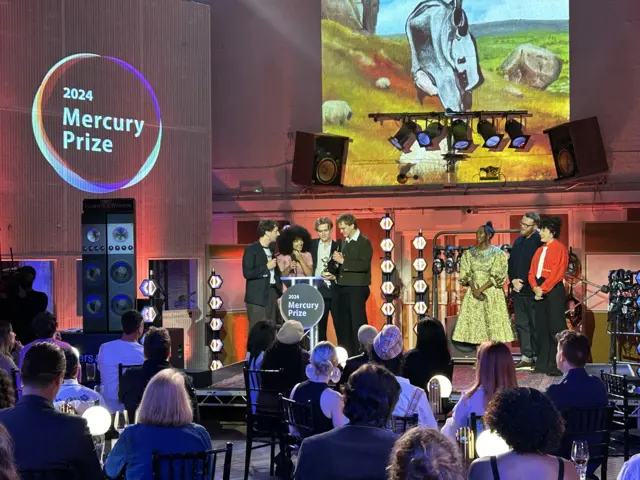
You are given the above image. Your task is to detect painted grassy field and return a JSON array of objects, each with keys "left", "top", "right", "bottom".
[{"left": 321, "top": 20, "right": 569, "bottom": 186}]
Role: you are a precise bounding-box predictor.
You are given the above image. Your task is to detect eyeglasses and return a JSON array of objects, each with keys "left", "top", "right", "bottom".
[{"left": 520, "top": 222, "right": 535, "bottom": 228}]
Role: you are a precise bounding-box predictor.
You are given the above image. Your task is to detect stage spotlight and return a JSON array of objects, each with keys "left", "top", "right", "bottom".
[
  {"left": 477, "top": 120, "right": 503, "bottom": 148},
  {"left": 389, "top": 120, "right": 420, "bottom": 153},
  {"left": 416, "top": 121, "right": 444, "bottom": 147},
  {"left": 450, "top": 119, "right": 471, "bottom": 150},
  {"left": 506, "top": 119, "right": 530, "bottom": 149}
]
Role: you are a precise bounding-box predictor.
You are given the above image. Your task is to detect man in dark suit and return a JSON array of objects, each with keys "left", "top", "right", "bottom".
[
  {"left": 119, "top": 327, "right": 199, "bottom": 423},
  {"left": 295, "top": 364, "right": 400, "bottom": 480},
  {"left": 338, "top": 324, "right": 378, "bottom": 385},
  {"left": 0, "top": 342, "right": 103, "bottom": 479},
  {"left": 242, "top": 219, "right": 282, "bottom": 328},
  {"left": 310, "top": 217, "right": 339, "bottom": 342},
  {"left": 332, "top": 213, "right": 373, "bottom": 355}
]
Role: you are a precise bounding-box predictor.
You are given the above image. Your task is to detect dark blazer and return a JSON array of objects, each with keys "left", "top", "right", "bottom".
[
  {"left": 336, "top": 233, "right": 373, "bottom": 287},
  {"left": 310, "top": 238, "right": 339, "bottom": 298},
  {"left": 119, "top": 360, "right": 200, "bottom": 423},
  {"left": 338, "top": 352, "right": 369, "bottom": 386},
  {"left": 0, "top": 395, "right": 104, "bottom": 479},
  {"left": 295, "top": 424, "right": 397, "bottom": 480},
  {"left": 545, "top": 367, "right": 608, "bottom": 412},
  {"left": 242, "top": 241, "right": 282, "bottom": 306}
]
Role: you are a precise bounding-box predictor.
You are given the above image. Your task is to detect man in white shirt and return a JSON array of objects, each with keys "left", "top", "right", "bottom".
[
  {"left": 55, "top": 347, "right": 106, "bottom": 414},
  {"left": 97, "top": 310, "right": 144, "bottom": 413}
]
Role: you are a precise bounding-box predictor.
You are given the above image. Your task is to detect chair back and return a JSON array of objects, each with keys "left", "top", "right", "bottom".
[
  {"left": 561, "top": 405, "right": 613, "bottom": 467},
  {"left": 388, "top": 413, "right": 419, "bottom": 434},
  {"left": 152, "top": 443, "right": 233, "bottom": 480},
  {"left": 243, "top": 366, "right": 285, "bottom": 426},
  {"left": 280, "top": 395, "right": 315, "bottom": 441},
  {"left": 10, "top": 368, "right": 20, "bottom": 402},
  {"left": 19, "top": 466, "right": 79, "bottom": 480},
  {"left": 118, "top": 363, "right": 143, "bottom": 383},
  {"left": 601, "top": 371, "right": 630, "bottom": 398}
]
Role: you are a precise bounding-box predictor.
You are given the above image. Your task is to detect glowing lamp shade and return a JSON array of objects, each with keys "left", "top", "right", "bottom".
[
  {"left": 82, "top": 406, "right": 112, "bottom": 436},
  {"left": 505, "top": 119, "right": 530, "bottom": 149},
  {"left": 429, "top": 375, "right": 452, "bottom": 398},
  {"left": 141, "top": 306, "right": 158, "bottom": 323},
  {"left": 209, "top": 339, "right": 224, "bottom": 353},
  {"left": 380, "top": 238, "right": 395, "bottom": 252},
  {"left": 381, "top": 281, "right": 395, "bottom": 295},
  {"left": 208, "top": 273, "right": 223, "bottom": 290},
  {"left": 139, "top": 279, "right": 158, "bottom": 297},
  {"left": 208, "top": 296, "right": 223, "bottom": 310},
  {"left": 417, "top": 121, "right": 444, "bottom": 147},
  {"left": 413, "top": 301, "right": 428, "bottom": 316},
  {"left": 476, "top": 430, "right": 511, "bottom": 458},
  {"left": 451, "top": 119, "right": 471, "bottom": 150},
  {"left": 412, "top": 235, "right": 427, "bottom": 251},
  {"left": 210, "top": 359, "right": 223, "bottom": 371},
  {"left": 380, "top": 216, "right": 394, "bottom": 231},
  {"left": 210, "top": 317, "right": 223, "bottom": 331},
  {"left": 477, "top": 120, "right": 503, "bottom": 148},
  {"left": 413, "top": 279, "right": 428, "bottom": 294},
  {"left": 381, "top": 260, "right": 395, "bottom": 274},
  {"left": 413, "top": 258, "right": 427, "bottom": 272},
  {"left": 381, "top": 302, "right": 396, "bottom": 316},
  {"left": 335, "top": 347, "right": 349, "bottom": 367}
]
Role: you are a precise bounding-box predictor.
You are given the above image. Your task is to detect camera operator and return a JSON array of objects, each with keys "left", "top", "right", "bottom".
[{"left": 1, "top": 267, "right": 48, "bottom": 345}]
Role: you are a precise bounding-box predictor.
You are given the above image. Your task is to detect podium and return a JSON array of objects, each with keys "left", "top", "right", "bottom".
[{"left": 281, "top": 276, "right": 327, "bottom": 350}]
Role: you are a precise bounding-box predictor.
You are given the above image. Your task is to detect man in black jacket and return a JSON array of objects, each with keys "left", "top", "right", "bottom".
[
  {"left": 508, "top": 212, "right": 543, "bottom": 369},
  {"left": 332, "top": 213, "right": 373, "bottom": 355},
  {"left": 310, "top": 217, "right": 339, "bottom": 342},
  {"left": 0, "top": 342, "right": 103, "bottom": 479},
  {"left": 119, "top": 327, "right": 199, "bottom": 422},
  {"left": 242, "top": 219, "right": 282, "bottom": 328}
]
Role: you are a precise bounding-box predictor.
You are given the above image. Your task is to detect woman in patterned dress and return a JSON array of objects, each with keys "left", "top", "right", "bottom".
[{"left": 452, "top": 222, "right": 515, "bottom": 345}]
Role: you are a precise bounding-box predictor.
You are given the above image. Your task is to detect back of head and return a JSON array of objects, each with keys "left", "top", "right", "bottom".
[
  {"left": 310, "top": 341, "right": 338, "bottom": 376},
  {"left": 388, "top": 427, "right": 465, "bottom": 480},
  {"left": 336, "top": 212, "right": 357, "bottom": 228},
  {"left": 470, "top": 341, "right": 517, "bottom": 401},
  {"left": 371, "top": 325, "right": 404, "bottom": 375},
  {"left": 258, "top": 219, "right": 278, "bottom": 238},
  {"left": 137, "top": 369, "right": 192, "bottom": 427},
  {"left": 343, "top": 364, "right": 401, "bottom": 427},
  {"left": 357, "top": 325, "right": 377, "bottom": 351},
  {"left": 416, "top": 318, "right": 450, "bottom": 361},
  {"left": 21, "top": 342, "right": 66, "bottom": 389},
  {"left": 62, "top": 348, "right": 80, "bottom": 380},
  {"left": 144, "top": 327, "right": 171, "bottom": 362},
  {"left": 121, "top": 310, "right": 143, "bottom": 335},
  {"left": 483, "top": 221, "right": 495, "bottom": 240},
  {"left": 0, "top": 370, "right": 15, "bottom": 409},
  {"left": 31, "top": 312, "right": 57, "bottom": 340},
  {"left": 557, "top": 330, "right": 590, "bottom": 368},
  {"left": 486, "top": 387, "right": 564, "bottom": 454},
  {"left": 0, "top": 424, "right": 19, "bottom": 480},
  {"left": 247, "top": 320, "right": 276, "bottom": 360},
  {"left": 540, "top": 215, "right": 562, "bottom": 238}
]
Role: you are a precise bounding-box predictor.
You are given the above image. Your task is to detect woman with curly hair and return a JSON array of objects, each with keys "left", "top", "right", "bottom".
[
  {"left": 0, "top": 370, "right": 15, "bottom": 409},
  {"left": 388, "top": 426, "right": 465, "bottom": 480},
  {"left": 468, "top": 387, "right": 578, "bottom": 480},
  {"left": 0, "top": 424, "right": 19, "bottom": 480},
  {"left": 277, "top": 225, "right": 313, "bottom": 277}
]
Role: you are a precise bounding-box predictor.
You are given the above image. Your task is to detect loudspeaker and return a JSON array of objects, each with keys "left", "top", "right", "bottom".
[
  {"left": 291, "top": 132, "right": 349, "bottom": 187},
  {"left": 167, "top": 327, "right": 185, "bottom": 369},
  {"left": 543, "top": 117, "right": 609, "bottom": 181},
  {"left": 445, "top": 315, "right": 477, "bottom": 360},
  {"left": 106, "top": 214, "right": 136, "bottom": 332},
  {"left": 82, "top": 211, "right": 109, "bottom": 333}
]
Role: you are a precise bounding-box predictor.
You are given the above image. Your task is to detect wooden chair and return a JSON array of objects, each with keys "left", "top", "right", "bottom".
[
  {"left": 152, "top": 443, "right": 233, "bottom": 480},
  {"left": 601, "top": 371, "right": 631, "bottom": 460},
  {"left": 388, "top": 413, "right": 419, "bottom": 434},
  {"left": 243, "top": 366, "right": 286, "bottom": 480}
]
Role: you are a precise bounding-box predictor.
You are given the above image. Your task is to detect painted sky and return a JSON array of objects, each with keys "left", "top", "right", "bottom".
[{"left": 376, "top": 0, "right": 569, "bottom": 36}]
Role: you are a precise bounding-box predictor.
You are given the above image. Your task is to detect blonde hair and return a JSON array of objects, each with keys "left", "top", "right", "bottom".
[
  {"left": 310, "top": 341, "right": 338, "bottom": 376},
  {"left": 136, "top": 369, "right": 193, "bottom": 427},
  {"left": 0, "top": 424, "right": 18, "bottom": 480},
  {"left": 466, "top": 342, "right": 517, "bottom": 405}
]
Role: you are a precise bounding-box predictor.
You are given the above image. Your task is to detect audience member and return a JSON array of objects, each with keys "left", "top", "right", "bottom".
[
  {"left": 105, "top": 369, "right": 212, "bottom": 480},
  {"left": 370, "top": 325, "right": 437, "bottom": 428},
  {"left": 468, "top": 387, "right": 578, "bottom": 480},
  {"left": 0, "top": 343, "right": 103, "bottom": 478},
  {"left": 387, "top": 426, "right": 465, "bottom": 480},
  {"left": 0, "top": 321, "right": 19, "bottom": 374},
  {"left": 119, "top": 327, "right": 199, "bottom": 422},
  {"left": 338, "top": 324, "right": 377, "bottom": 385},
  {"left": 18, "top": 312, "right": 72, "bottom": 368},
  {"left": 245, "top": 320, "right": 276, "bottom": 413},
  {"left": 12, "top": 266, "right": 48, "bottom": 345},
  {"left": 0, "top": 369, "right": 15, "bottom": 409},
  {"left": 98, "top": 309, "right": 145, "bottom": 413},
  {"left": 402, "top": 317, "right": 453, "bottom": 390},
  {"left": 54, "top": 348, "right": 105, "bottom": 414},
  {"left": 618, "top": 453, "right": 640, "bottom": 479},
  {"left": 0, "top": 424, "right": 19, "bottom": 480},
  {"left": 442, "top": 341, "right": 517, "bottom": 439},
  {"left": 290, "top": 341, "right": 346, "bottom": 438},
  {"left": 295, "top": 364, "right": 401, "bottom": 480}
]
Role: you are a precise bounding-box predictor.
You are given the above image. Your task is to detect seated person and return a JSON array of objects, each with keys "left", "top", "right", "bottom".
[
  {"left": 295, "top": 364, "right": 401, "bottom": 480},
  {"left": 402, "top": 317, "right": 453, "bottom": 390},
  {"left": 388, "top": 427, "right": 465, "bottom": 480},
  {"left": 0, "top": 321, "right": 20, "bottom": 375},
  {"left": 338, "top": 325, "right": 377, "bottom": 386},
  {"left": 0, "top": 424, "right": 19, "bottom": 480},
  {"left": 370, "top": 325, "right": 437, "bottom": 428},
  {"left": 245, "top": 320, "right": 277, "bottom": 413},
  {"left": 119, "top": 327, "right": 199, "bottom": 423},
  {"left": 105, "top": 369, "right": 212, "bottom": 480},
  {"left": 18, "top": 312, "right": 73, "bottom": 369},
  {"left": 54, "top": 348, "right": 106, "bottom": 414},
  {"left": 98, "top": 309, "right": 145, "bottom": 413},
  {"left": 441, "top": 342, "right": 517, "bottom": 439},
  {"left": 0, "top": 369, "right": 15, "bottom": 409},
  {"left": 290, "top": 341, "right": 346, "bottom": 438},
  {"left": 468, "top": 387, "right": 578, "bottom": 480},
  {"left": 0, "top": 343, "right": 103, "bottom": 479}
]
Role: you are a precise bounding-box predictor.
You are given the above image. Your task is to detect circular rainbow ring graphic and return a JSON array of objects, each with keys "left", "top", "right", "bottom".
[{"left": 32, "top": 53, "right": 162, "bottom": 194}]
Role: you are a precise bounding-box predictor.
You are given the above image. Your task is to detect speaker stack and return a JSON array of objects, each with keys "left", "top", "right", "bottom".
[
  {"left": 291, "top": 132, "right": 349, "bottom": 187},
  {"left": 82, "top": 199, "right": 136, "bottom": 333}
]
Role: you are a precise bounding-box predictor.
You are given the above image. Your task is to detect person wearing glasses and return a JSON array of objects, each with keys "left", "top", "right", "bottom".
[{"left": 508, "top": 213, "right": 543, "bottom": 370}]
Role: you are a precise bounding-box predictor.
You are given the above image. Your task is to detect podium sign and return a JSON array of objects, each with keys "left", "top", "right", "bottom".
[{"left": 281, "top": 283, "right": 325, "bottom": 329}]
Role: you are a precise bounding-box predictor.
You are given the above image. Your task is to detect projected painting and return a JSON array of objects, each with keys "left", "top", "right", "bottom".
[{"left": 321, "top": 0, "right": 569, "bottom": 186}]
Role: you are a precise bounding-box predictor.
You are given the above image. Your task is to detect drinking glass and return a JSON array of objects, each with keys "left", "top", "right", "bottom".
[
  {"left": 86, "top": 363, "right": 96, "bottom": 382},
  {"left": 114, "top": 410, "right": 129, "bottom": 435},
  {"left": 571, "top": 440, "right": 589, "bottom": 480}
]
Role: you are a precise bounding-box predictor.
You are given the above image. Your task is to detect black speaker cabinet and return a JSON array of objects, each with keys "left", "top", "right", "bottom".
[
  {"left": 167, "top": 327, "right": 185, "bottom": 369},
  {"left": 543, "top": 117, "right": 609, "bottom": 181},
  {"left": 291, "top": 132, "right": 349, "bottom": 187},
  {"left": 82, "top": 211, "right": 109, "bottom": 333},
  {"left": 106, "top": 214, "right": 136, "bottom": 332},
  {"left": 445, "top": 315, "right": 476, "bottom": 361}
]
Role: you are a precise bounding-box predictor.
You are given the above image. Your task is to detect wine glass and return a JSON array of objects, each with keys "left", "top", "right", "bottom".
[
  {"left": 571, "top": 440, "right": 589, "bottom": 480},
  {"left": 114, "top": 410, "right": 129, "bottom": 435}
]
